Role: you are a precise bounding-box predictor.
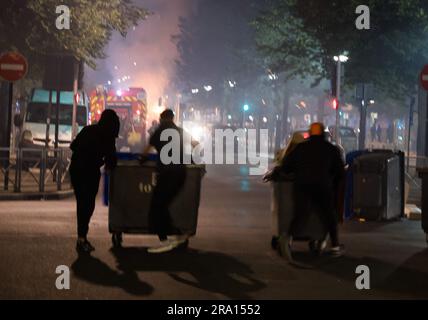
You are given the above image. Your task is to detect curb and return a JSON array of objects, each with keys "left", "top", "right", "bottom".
[{"left": 0, "top": 190, "right": 74, "bottom": 201}]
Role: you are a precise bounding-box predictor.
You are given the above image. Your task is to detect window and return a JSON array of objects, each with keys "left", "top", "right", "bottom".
[{"left": 26, "top": 103, "right": 87, "bottom": 126}]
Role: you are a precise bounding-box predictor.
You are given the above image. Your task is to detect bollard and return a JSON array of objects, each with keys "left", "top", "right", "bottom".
[
  {"left": 57, "top": 149, "right": 62, "bottom": 191},
  {"left": 14, "top": 148, "right": 22, "bottom": 192},
  {"left": 39, "top": 149, "right": 46, "bottom": 193},
  {"left": 3, "top": 148, "right": 9, "bottom": 191}
]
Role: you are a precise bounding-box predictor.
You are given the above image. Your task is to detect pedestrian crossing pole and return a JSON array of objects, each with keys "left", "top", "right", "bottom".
[
  {"left": 358, "top": 84, "right": 367, "bottom": 150},
  {"left": 333, "top": 54, "right": 349, "bottom": 144},
  {"left": 335, "top": 59, "right": 341, "bottom": 144}
]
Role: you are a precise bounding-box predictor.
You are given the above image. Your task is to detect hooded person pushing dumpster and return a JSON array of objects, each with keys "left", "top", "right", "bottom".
[
  {"left": 70, "top": 109, "right": 120, "bottom": 253},
  {"left": 280, "top": 122, "right": 346, "bottom": 257}
]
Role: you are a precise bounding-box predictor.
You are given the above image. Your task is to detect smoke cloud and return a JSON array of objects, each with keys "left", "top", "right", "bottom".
[{"left": 85, "top": 0, "right": 192, "bottom": 111}]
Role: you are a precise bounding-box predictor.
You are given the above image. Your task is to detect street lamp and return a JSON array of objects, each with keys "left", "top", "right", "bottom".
[
  {"left": 333, "top": 53, "right": 349, "bottom": 143},
  {"left": 334, "top": 55, "right": 349, "bottom": 63}
]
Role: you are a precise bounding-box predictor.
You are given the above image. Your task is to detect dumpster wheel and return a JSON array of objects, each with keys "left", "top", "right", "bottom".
[{"left": 112, "top": 232, "right": 123, "bottom": 248}]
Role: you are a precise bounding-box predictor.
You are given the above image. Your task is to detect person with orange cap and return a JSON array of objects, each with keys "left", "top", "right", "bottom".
[{"left": 280, "top": 122, "right": 346, "bottom": 257}]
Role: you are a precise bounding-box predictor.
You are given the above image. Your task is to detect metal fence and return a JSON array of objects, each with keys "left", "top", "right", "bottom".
[{"left": 0, "top": 147, "right": 72, "bottom": 193}]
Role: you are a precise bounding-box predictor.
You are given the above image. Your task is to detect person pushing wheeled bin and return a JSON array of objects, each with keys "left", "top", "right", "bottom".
[
  {"left": 280, "top": 122, "right": 346, "bottom": 257},
  {"left": 70, "top": 109, "right": 120, "bottom": 253},
  {"left": 141, "top": 109, "right": 197, "bottom": 253}
]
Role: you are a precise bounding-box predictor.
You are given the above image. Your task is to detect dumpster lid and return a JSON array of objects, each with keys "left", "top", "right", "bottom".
[{"left": 356, "top": 152, "right": 397, "bottom": 162}]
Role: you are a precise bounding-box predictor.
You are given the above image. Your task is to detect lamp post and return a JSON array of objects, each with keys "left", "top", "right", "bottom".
[{"left": 333, "top": 54, "right": 349, "bottom": 143}]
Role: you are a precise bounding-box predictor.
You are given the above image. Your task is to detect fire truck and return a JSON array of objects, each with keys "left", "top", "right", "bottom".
[{"left": 89, "top": 86, "right": 147, "bottom": 152}]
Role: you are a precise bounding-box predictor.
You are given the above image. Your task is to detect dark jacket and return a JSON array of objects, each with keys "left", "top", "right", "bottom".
[
  {"left": 281, "top": 135, "right": 345, "bottom": 188},
  {"left": 70, "top": 125, "right": 117, "bottom": 172},
  {"left": 149, "top": 120, "right": 185, "bottom": 169}
]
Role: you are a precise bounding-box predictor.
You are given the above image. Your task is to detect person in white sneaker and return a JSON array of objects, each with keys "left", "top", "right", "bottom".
[
  {"left": 143, "top": 109, "right": 190, "bottom": 254},
  {"left": 147, "top": 234, "right": 191, "bottom": 254}
]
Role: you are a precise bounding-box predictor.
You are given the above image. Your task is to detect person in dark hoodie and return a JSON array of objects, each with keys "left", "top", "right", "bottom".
[{"left": 70, "top": 109, "right": 120, "bottom": 253}]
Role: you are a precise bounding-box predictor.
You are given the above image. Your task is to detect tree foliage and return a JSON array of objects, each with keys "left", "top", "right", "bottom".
[
  {"left": 254, "top": 0, "right": 428, "bottom": 98},
  {"left": 0, "top": 0, "right": 148, "bottom": 73},
  {"left": 173, "top": 0, "right": 265, "bottom": 98}
]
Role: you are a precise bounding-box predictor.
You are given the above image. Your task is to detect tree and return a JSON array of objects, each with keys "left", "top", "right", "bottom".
[
  {"left": 253, "top": 0, "right": 428, "bottom": 99},
  {"left": 0, "top": 0, "right": 149, "bottom": 81},
  {"left": 173, "top": 0, "right": 266, "bottom": 111}
]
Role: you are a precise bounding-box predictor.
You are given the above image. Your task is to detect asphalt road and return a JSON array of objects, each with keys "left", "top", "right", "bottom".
[{"left": 0, "top": 164, "right": 427, "bottom": 299}]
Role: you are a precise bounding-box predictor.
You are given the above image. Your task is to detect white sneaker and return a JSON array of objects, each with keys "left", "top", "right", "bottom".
[
  {"left": 318, "top": 239, "right": 328, "bottom": 253},
  {"left": 170, "top": 235, "right": 189, "bottom": 246},
  {"left": 147, "top": 240, "right": 175, "bottom": 253},
  {"left": 329, "top": 245, "right": 345, "bottom": 257}
]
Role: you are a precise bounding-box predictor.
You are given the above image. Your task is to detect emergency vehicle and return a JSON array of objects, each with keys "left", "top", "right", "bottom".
[{"left": 89, "top": 86, "right": 147, "bottom": 152}]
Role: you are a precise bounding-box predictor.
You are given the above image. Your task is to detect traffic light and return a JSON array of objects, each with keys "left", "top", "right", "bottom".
[
  {"left": 243, "top": 104, "right": 249, "bottom": 111},
  {"left": 332, "top": 98, "right": 338, "bottom": 110}
]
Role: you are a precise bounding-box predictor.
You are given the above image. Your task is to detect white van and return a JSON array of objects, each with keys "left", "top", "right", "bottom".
[{"left": 21, "top": 88, "right": 89, "bottom": 148}]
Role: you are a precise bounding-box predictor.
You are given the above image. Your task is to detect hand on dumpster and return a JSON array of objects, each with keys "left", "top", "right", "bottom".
[
  {"left": 139, "top": 154, "right": 149, "bottom": 165},
  {"left": 262, "top": 170, "right": 273, "bottom": 183},
  {"left": 262, "top": 166, "right": 280, "bottom": 183}
]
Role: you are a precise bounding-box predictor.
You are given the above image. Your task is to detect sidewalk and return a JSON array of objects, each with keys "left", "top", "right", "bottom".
[
  {"left": 0, "top": 189, "right": 74, "bottom": 201},
  {"left": 0, "top": 174, "right": 74, "bottom": 200}
]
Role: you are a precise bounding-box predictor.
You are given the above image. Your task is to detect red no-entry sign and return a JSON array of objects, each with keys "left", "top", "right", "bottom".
[
  {"left": 0, "top": 52, "right": 28, "bottom": 82},
  {"left": 420, "top": 65, "right": 428, "bottom": 91}
]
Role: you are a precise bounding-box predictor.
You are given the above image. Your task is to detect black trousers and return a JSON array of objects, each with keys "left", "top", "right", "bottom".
[
  {"left": 291, "top": 184, "right": 339, "bottom": 246},
  {"left": 70, "top": 165, "right": 101, "bottom": 239},
  {"left": 149, "top": 166, "right": 186, "bottom": 241}
]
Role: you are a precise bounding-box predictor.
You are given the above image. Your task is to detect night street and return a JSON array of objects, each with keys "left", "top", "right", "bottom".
[
  {"left": 2, "top": 0, "right": 428, "bottom": 307},
  {"left": 0, "top": 163, "right": 426, "bottom": 300}
]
